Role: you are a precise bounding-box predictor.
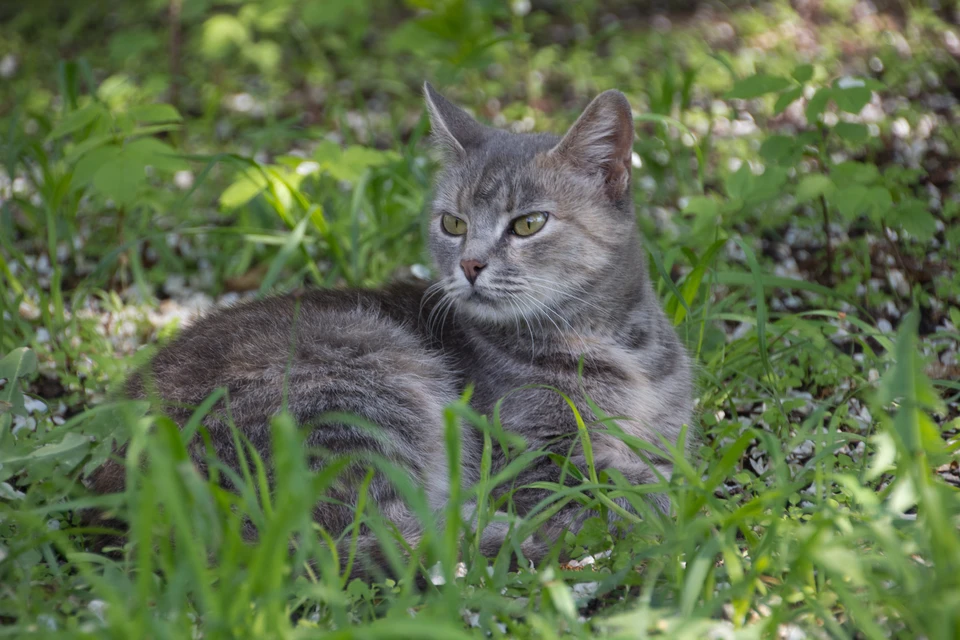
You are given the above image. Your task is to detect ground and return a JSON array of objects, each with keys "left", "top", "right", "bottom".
[{"left": 1, "top": 1, "right": 959, "bottom": 638}]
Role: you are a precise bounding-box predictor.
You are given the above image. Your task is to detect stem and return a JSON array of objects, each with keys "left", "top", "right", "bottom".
[
  {"left": 881, "top": 220, "right": 915, "bottom": 297},
  {"left": 168, "top": 0, "right": 183, "bottom": 111},
  {"left": 819, "top": 194, "right": 834, "bottom": 285}
]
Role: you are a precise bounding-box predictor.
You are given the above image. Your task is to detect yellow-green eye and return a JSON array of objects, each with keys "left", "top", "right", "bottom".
[
  {"left": 510, "top": 212, "right": 548, "bottom": 237},
  {"left": 442, "top": 214, "right": 467, "bottom": 236}
]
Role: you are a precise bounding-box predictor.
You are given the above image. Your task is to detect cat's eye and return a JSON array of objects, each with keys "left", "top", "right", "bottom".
[
  {"left": 510, "top": 212, "right": 549, "bottom": 237},
  {"left": 441, "top": 214, "right": 467, "bottom": 236}
]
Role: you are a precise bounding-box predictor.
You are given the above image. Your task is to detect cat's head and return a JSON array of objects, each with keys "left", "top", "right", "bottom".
[{"left": 425, "top": 83, "right": 648, "bottom": 327}]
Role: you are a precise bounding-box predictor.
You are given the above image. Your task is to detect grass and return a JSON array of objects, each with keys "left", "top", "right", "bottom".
[{"left": 2, "top": 0, "right": 960, "bottom": 637}]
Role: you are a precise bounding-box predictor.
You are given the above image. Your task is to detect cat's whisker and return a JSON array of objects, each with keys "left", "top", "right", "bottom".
[
  {"left": 503, "top": 294, "right": 527, "bottom": 354},
  {"left": 418, "top": 281, "right": 448, "bottom": 321},
  {"left": 505, "top": 291, "right": 539, "bottom": 358},
  {"left": 522, "top": 277, "right": 611, "bottom": 317},
  {"left": 525, "top": 286, "right": 611, "bottom": 325},
  {"left": 426, "top": 287, "right": 456, "bottom": 341},
  {"left": 521, "top": 291, "right": 590, "bottom": 356}
]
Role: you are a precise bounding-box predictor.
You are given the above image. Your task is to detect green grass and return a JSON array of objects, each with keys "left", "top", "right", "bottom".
[{"left": 2, "top": 1, "right": 960, "bottom": 637}]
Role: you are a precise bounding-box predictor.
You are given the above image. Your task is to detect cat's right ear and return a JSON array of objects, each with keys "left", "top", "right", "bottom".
[
  {"left": 549, "top": 90, "right": 634, "bottom": 201},
  {"left": 424, "top": 82, "right": 485, "bottom": 159}
]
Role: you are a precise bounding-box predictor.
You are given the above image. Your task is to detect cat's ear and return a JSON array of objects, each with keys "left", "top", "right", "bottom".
[
  {"left": 424, "top": 82, "right": 486, "bottom": 159},
  {"left": 550, "top": 90, "right": 634, "bottom": 199}
]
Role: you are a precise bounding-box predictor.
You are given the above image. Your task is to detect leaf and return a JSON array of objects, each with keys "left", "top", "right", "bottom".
[
  {"left": 72, "top": 145, "right": 122, "bottom": 188},
  {"left": 832, "top": 79, "right": 873, "bottom": 114},
  {"left": 0, "top": 432, "right": 90, "bottom": 466},
  {"left": 893, "top": 200, "right": 938, "bottom": 240},
  {"left": 342, "top": 145, "right": 400, "bottom": 169},
  {"left": 759, "top": 135, "right": 802, "bottom": 166},
  {"left": 834, "top": 122, "right": 869, "bottom": 143},
  {"left": 724, "top": 164, "right": 752, "bottom": 200},
  {"left": 878, "top": 311, "right": 945, "bottom": 458},
  {"left": 791, "top": 64, "right": 814, "bottom": 83},
  {"left": 865, "top": 432, "right": 897, "bottom": 481},
  {"left": 202, "top": 14, "right": 249, "bottom": 58},
  {"left": 682, "top": 195, "right": 719, "bottom": 219},
  {"left": 673, "top": 239, "right": 725, "bottom": 325},
  {"left": 774, "top": 87, "right": 803, "bottom": 115},
  {"left": 0, "top": 348, "right": 38, "bottom": 419},
  {"left": 863, "top": 186, "right": 893, "bottom": 220},
  {"left": 124, "top": 138, "right": 188, "bottom": 172},
  {"left": 127, "top": 103, "right": 182, "bottom": 124},
  {"left": 93, "top": 153, "right": 146, "bottom": 206},
  {"left": 745, "top": 166, "right": 788, "bottom": 205},
  {"left": 45, "top": 104, "right": 106, "bottom": 142},
  {"left": 833, "top": 184, "right": 870, "bottom": 220},
  {"left": 220, "top": 168, "right": 269, "bottom": 210},
  {"left": 64, "top": 133, "right": 115, "bottom": 164},
  {"left": 795, "top": 174, "right": 834, "bottom": 203},
  {"left": 313, "top": 140, "right": 343, "bottom": 165},
  {"left": 832, "top": 161, "right": 880, "bottom": 185},
  {"left": 260, "top": 216, "right": 310, "bottom": 296},
  {"left": 805, "top": 88, "right": 832, "bottom": 124},
  {"left": 727, "top": 74, "right": 792, "bottom": 99},
  {"left": 243, "top": 40, "right": 283, "bottom": 74}
]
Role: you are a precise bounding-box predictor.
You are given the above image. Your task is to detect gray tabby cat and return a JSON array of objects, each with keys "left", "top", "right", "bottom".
[{"left": 89, "top": 84, "right": 693, "bottom": 576}]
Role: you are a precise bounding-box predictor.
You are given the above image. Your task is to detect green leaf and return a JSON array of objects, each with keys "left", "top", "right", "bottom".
[
  {"left": 795, "top": 174, "right": 834, "bottom": 203},
  {"left": 727, "top": 74, "right": 793, "bottom": 99},
  {"left": 72, "top": 145, "right": 122, "bottom": 188},
  {"left": 0, "top": 433, "right": 90, "bottom": 466},
  {"left": 724, "top": 164, "right": 751, "bottom": 200},
  {"left": 127, "top": 103, "right": 182, "bottom": 124},
  {"left": 878, "top": 311, "right": 945, "bottom": 457},
  {"left": 682, "top": 195, "right": 719, "bottom": 219},
  {"left": 202, "top": 14, "right": 249, "bottom": 58},
  {"left": 832, "top": 79, "right": 873, "bottom": 114},
  {"left": 673, "top": 239, "right": 725, "bottom": 325},
  {"left": 833, "top": 184, "right": 870, "bottom": 220},
  {"left": 46, "top": 104, "right": 106, "bottom": 142},
  {"left": 313, "top": 140, "right": 343, "bottom": 164},
  {"left": 0, "top": 348, "right": 37, "bottom": 420},
  {"left": 259, "top": 216, "right": 309, "bottom": 296},
  {"left": 220, "top": 168, "right": 269, "bottom": 209},
  {"left": 125, "top": 138, "right": 188, "bottom": 172},
  {"left": 863, "top": 186, "right": 893, "bottom": 220},
  {"left": 834, "top": 122, "right": 869, "bottom": 143},
  {"left": 64, "top": 133, "right": 115, "bottom": 164},
  {"left": 760, "top": 135, "right": 802, "bottom": 166},
  {"left": 93, "top": 153, "right": 146, "bottom": 206},
  {"left": 791, "top": 64, "right": 814, "bottom": 83},
  {"left": 744, "top": 166, "right": 788, "bottom": 204},
  {"left": 774, "top": 87, "right": 803, "bottom": 115},
  {"left": 805, "top": 88, "right": 832, "bottom": 123},
  {"left": 342, "top": 145, "right": 400, "bottom": 169},
  {"left": 893, "top": 200, "right": 938, "bottom": 240},
  {"left": 321, "top": 146, "right": 399, "bottom": 183},
  {"left": 832, "top": 161, "right": 880, "bottom": 185}
]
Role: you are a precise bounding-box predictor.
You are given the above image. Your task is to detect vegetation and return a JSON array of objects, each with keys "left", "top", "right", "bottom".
[{"left": 2, "top": 1, "right": 959, "bottom": 637}]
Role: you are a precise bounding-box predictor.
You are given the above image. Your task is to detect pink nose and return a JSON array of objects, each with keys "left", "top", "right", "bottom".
[{"left": 460, "top": 259, "right": 486, "bottom": 285}]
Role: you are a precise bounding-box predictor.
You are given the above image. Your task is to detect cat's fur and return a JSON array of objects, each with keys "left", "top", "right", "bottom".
[{"left": 89, "top": 85, "right": 693, "bottom": 576}]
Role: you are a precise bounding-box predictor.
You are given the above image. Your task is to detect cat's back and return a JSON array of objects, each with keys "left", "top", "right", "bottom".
[{"left": 128, "top": 280, "right": 439, "bottom": 407}]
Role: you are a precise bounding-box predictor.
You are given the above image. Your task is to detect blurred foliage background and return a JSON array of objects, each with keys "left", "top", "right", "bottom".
[{"left": 2, "top": 1, "right": 960, "bottom": 637}]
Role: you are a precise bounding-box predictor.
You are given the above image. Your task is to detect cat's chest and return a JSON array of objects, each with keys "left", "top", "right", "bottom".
[{"left": 466, "top": 334, "right": 651, "bottom": 418}]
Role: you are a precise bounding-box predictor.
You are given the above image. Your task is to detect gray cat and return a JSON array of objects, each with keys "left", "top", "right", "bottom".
[{"left": 89, "top": 84, "right": 693, "bottom": 576}]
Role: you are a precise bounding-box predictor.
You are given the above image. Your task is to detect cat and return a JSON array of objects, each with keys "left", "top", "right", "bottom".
[{"left": 88, "top": 84, "right": 694, "bottom": 577}]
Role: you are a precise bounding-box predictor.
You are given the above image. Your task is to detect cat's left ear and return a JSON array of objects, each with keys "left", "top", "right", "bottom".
[
  {"left": 549, "top": 90, "right": 634, "bottom": 200},
  {"left": 424, "top": 82, "right": 486, "bottom": 160}
]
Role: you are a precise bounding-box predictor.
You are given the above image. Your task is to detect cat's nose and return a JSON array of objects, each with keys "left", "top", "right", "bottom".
[{"left": 460, "top": 259, "right": 486, "bottom": 285}]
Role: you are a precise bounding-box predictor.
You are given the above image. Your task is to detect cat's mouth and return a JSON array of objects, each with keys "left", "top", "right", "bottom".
[
  {"left": 450, "top": 286, "right": 510, "bottom": 317},
  {"left": 465, "top": 288, "right": 499, "bottom": 304}
]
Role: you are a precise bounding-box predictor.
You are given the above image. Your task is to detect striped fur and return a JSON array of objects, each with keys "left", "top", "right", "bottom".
[{"left": 89, "top": 86, "right": 693, "bottom": 576}]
